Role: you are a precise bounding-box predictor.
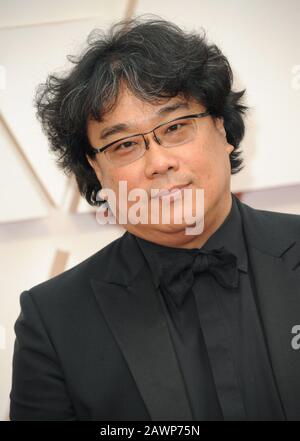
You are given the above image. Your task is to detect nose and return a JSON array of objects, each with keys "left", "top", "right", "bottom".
[{"left": 143, "top": 133, "right": 180, "bottom": 178}]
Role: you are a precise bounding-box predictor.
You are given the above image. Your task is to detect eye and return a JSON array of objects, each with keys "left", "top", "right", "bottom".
[
  {"left": 113, "top": 141, "right": 136, "bottom": 152},
  {"left": 166, "top": 122, "right": 186, "bottom": 133}
]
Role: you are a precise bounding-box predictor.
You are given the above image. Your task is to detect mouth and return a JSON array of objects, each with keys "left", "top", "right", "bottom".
[{"left": 151, "top": 182, "right": 192, "bottom": 199}]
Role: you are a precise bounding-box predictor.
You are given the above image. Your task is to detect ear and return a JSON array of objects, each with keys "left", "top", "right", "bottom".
[
  {"left": 86, "top": 154, "right": 103, "bottom": 183},
  {"left": 215, "top": 116, "right": 226, "bottom": 138},
  {"left": 214, "top": 117, "right": 234, "bottom": 155},
  {"left": 225, "top": 143, "right": 234, "bottom": 155}
]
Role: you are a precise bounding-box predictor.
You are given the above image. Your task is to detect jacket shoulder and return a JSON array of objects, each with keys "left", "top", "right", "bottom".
[
  {"left": 26, "top": 231, "right": 127, "bottom": 306},
  {"left": 238, "top": 199, "right": 300, "bottom": 236}
]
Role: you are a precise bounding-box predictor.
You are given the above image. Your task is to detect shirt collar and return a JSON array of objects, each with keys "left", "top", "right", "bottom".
[
  {"left": 134, "top": 193, "right": 248, "bottom": 288},
  {"left": 201, "top": 193, "right": 248, "bottom": 273}
]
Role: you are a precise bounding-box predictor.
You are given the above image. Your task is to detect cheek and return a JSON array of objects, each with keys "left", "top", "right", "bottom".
[
  {"left": 183, "top": 142, "right": 213, "bottom": 181},
  {"left": 99, "top": 170, "right": 114, "bottom": 188},
  {"left": 185, "top": 140, "right": 229, "bottom": 190},
  {"left": 101, "top": 165, "right": 143, "bottom": 197}
]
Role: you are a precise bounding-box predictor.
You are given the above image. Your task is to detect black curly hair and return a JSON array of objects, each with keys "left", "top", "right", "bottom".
[{"left": 34, "top": 15, "right": 248, "bottom": 207}]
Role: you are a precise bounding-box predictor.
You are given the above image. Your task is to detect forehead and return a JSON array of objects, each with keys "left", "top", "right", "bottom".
[
  {"left": 86, "top": 84, "right": 204, "bottom": 145},
  {"left": 102, "top": 86, "right": 202, "bottom": 124}
]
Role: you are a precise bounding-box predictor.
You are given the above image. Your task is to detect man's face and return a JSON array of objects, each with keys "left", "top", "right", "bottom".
[{"left": 86, "top": 84, "right": 234, "bottom": 246}]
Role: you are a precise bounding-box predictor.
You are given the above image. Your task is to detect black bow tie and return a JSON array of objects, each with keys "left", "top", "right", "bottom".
[{"left": 156, "top": 246, "right": 239, "bottom": 307}]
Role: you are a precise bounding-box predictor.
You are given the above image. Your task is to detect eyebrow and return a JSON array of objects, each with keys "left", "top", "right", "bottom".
[{"left": 99, "top": 101, "right": 190, "bottom": 140}]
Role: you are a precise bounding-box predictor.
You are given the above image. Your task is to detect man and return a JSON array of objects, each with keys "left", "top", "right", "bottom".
[{"left": 10, "top": 17, "right": 300, "bottom": 421}]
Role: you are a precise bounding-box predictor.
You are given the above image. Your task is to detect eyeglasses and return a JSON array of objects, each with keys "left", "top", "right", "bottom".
[{"left": 90, "top": 111, "right": 210, "bottom": 166}]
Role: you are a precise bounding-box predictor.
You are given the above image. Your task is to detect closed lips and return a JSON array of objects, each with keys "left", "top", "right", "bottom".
[{"left": 152, "top": 183, "right": 191, "bottom": 198}]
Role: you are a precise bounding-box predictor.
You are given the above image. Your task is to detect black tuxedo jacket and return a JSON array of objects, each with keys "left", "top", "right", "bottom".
[{"left": 10, "top": 195, "right": 300, "bottom": 421}]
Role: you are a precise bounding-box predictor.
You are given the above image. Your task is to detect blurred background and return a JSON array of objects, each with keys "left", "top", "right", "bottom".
[{"left": 0, "top": 0, "right": 299, "bottom": 421}]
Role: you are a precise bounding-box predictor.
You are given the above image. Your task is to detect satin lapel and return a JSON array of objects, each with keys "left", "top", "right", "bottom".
[
  {"left": 236, "top": 196, "right": 300, "bottom": 420},
  {"left": 90, "top": 233, "right": 193, "bottom": 421}
]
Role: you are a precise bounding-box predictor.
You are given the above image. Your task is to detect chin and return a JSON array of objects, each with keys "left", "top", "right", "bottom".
[{"left": 150, "top": 222, "right": 195, "bottom": 235}]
